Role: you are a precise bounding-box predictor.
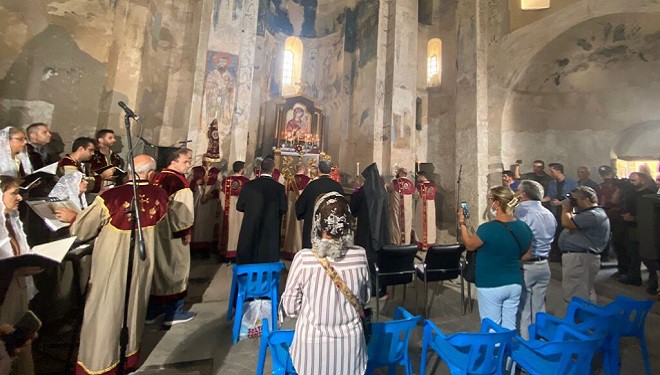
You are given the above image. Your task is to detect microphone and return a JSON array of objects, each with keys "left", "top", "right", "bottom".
[{"left": 118, "top": 101, "right": 139, "bottom": 120}]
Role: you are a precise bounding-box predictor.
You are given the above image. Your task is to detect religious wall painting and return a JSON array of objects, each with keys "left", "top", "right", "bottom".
[{"left": 201, "top": 51, "right": 239, "bottom": 160}]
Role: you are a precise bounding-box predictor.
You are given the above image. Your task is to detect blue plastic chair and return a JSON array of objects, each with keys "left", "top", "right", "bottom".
[
  {"left": 530, "top": 301, "right": 621, "bottom": 374},
  {"left": 228, "top": 262, "right": 284, "bottom": 343},
  {"left": 366, "top": 307, "right": 421, "bottom": 375},
  {"left": 568, "top": 296, "right": 654, "bottom": 375},
  {"left": 510, "top": 324, "right": 602, "bottom": 375},
  {"left": 256, "top": 318, "right": 297, "bottom": 375},
  {"left": 420, "top": 318, "right": 516, "bottom": 375}
]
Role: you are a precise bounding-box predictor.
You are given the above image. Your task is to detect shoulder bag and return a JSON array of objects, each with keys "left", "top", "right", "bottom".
[{"left": 314, "top": 254, "right": 372, "bottom": 343}]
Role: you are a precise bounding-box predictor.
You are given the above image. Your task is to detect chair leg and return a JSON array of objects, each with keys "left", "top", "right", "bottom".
[
  {"left": 420, "top": 341, "right": 428, "bottom": 375},
  {"left": 414, "top": 279, "right": 419, "bottom": 316},
  {"left": 424, "top": 278, "right": 429, "bottom": 318},
  {"left": 232, "top": 294, "right": 244, "bottom": 343},
  {"left": 403, "top": 283, "right": 407, "bottom": 302},
  {"left": 227, "top": 271, "right": 237, "bottom": 321},
  {"left": 256, "top": 335, "right": 267, "bottom": 375},
  {"left": 388, "top": 364, "right": 396, "bottom": 374},
  {"left": 640, "top": 336, "right": 651, "bottom": 375},
  {"left": 376, "top": 276, "right": 380, "bottom": 322},
  {"left": 460, "top": 275, "right": 465, "bottom": 316},
  {"left": 468, "top": 282, "right": 474, "bottom": 313}
]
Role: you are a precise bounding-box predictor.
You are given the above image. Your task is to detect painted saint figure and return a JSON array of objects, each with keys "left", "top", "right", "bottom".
[
  {"left": 387, "top": 167, "right": 414, "bottom": 245},
  {"left": 202, "top": 53, "right": 236, "bottom": 158},
  {"left": 413, "top": 171, "right": 437, "bottom": 250}
]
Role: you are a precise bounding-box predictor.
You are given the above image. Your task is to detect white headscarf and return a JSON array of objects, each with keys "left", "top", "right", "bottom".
[
  {"left": 311, "top": 192, "right": 355, "bottom": 260},
  {"left": 49, "top": 171, "right": 87, "bottom": 210},
  {"left": 0, "top": 127, "right": 33, "bottom": 177},
  {"left": 0, "top": 185, "right": 37, "bottom": 300}
]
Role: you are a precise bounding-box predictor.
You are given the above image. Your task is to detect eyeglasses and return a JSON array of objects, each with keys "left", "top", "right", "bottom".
[{"left": 10, "top": 137, "right": 26, "bottom": 142}]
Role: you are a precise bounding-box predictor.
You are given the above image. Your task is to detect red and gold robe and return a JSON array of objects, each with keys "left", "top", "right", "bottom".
[
  {"left": 89, "top": 149, "right": 124, "bottom": 193},
  {"left": 189, "top": 165, "right": 220, "bottom": 250},
  {"left": 151, "top": 169, "right": 194, "bottom": 300},
  {"left": 57, "top": 154, "right": 101, "bottom": 190},
  {"left": 282, "top": 173, "right": 311, "bottom": 260},
  {"left": 72, "top": 181, "right": 170, "bottom": 375},
  {"left": 219, "top": 175, "right": 249, "bottom": 259},
  {"left": 388, "top": 177, "right": 415, "bottom": 245},
  {"left": 414, "top": 181, "right": 437, "bottom": 250}
]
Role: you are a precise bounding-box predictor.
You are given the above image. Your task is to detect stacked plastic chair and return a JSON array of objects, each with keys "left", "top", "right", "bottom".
[
  {"left": 366, "top": 307, "right": 421, "bottom": 375},
  {"left": 256, "top": 318, "right": 296, "bottom": 375},
  {"left": 511, "top": 319, "right": 603, "bottom": 375},
  {"left": 227, "top": 261, "right": 284, "bottom": 343},
  {"left": 568, "top": 296, "right": 655, "bottom": 375},
  {"left": 420, "top": 318, "right": 516, "bottom": 375}
]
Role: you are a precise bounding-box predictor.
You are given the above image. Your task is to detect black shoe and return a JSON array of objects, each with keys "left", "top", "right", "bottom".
[
  {"left": 610, "top": 271, "right": 621, "bottom": 278},
  {"left": 618, "top": 277, "right": 642, "bottom": 286},
  {"left": 646, "top": 287, "right": 658, "bottom": 295}
]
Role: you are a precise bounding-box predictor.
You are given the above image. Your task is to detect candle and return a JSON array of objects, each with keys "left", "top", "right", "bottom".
[{"left": 357, "top": 162, "right": 360, "bottom": 175}]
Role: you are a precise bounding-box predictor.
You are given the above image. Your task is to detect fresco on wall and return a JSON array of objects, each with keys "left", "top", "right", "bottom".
[
  {"left": 344, "top": 0, "right": 379, "bottom": 67},
  {"left": 214, "top": 0, "right": 244, "bottom": 29},
  {"left": 201, "top": 51, "right": 239, "bottom": 159}
]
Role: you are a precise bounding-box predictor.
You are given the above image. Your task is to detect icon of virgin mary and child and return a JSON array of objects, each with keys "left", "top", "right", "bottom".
[{"left": 284, "top": 107, "right": 310, "bottom": 141}]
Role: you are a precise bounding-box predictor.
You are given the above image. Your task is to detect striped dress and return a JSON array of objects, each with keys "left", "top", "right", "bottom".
[{"left": 280, "top": 247, "right": 371, "bottom": 375}]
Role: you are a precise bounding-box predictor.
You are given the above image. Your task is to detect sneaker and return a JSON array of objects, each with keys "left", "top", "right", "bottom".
[{"left": 163, "top": 310, "right": 197, "bottom": 326}]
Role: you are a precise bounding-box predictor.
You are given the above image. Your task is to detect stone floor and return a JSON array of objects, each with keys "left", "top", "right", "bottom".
[{"left": 131, "top": 255, "right": 660, "bottom": 375}]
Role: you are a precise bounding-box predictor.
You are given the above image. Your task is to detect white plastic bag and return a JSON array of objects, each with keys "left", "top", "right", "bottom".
[{"left": 239, "top": 299, "right": 272, "bottom": 341}]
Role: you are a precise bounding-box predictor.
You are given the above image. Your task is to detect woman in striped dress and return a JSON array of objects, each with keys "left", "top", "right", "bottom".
[{"left": 280, "top": 192, "right": 371, "bottom": 375}]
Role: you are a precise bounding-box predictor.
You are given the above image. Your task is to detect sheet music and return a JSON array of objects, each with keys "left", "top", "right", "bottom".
[
  {"left": 27, "top": 199, "right": 80, "bottom": 231},
  {"left": 34, "top": 162, "right": 58, "bottom": 175},
  {"left": 30, "top": 236, "right": 77, "bottom": 263}
]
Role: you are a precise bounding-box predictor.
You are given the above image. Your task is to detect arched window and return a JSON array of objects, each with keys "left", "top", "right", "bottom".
[
  {"left": 427, "top": 38, "right": 442, "bottom": 87},
  {"left": 521, "top": 0, "right": 550, "bottom": 10},
  {"left": 282, "top": 36, "right": 303, "bottom": 96}
]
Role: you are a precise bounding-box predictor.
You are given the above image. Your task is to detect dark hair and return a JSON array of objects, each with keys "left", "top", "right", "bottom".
[
  {"left": 232, "top": 161, "right": 245, "bottom": 173},
  {"left": 502, "top": 170, "right": 514, "bottom": 178},
  {"left": 0, "top": 175, "right": 21, "bottom": 192},
  {"left": 264, "top": 154, "right": 275, "bottom": 161},
  {"left": 598, "top": 165, "right": 614, "bottom": 176},
  {"left": 26, "top": 123, "right": 48, "bottom": 136},
  {"left": 71, "top": 137, "right": 95, "bottom": 153},
  {"left": 261, "top": 158, "right": 275, "bottom": 173},
  {"left": 417, "top": 171, "right": 428, "bottom": 178},
  {"left": 533, "top": 160, "right": 545, "bottom": 167},
  {"left": 572, "top": 186, "right": 598, "bottom": 204},
  {"left": 95, "top": 129, "right": 114, "bottom": 141},
  {"left": 166, "top": 148, "right": 191, "bottom": 166},
  {"left": 548, "top": 163, "right": 564, "bottom": 174},
  {"left": 318, "top": 160, "right": 331, "bottom": 174}
]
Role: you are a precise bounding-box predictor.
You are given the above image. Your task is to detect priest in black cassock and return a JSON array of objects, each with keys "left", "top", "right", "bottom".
[
  {"left": 296, "top": 160, "right": 344, "bottom": 249},
  {"left": 235, "top": 158, "right": 287, "bottom": 264}
]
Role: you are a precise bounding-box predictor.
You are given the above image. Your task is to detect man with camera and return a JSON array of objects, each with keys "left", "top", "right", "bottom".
[{"left": 558, "top": 186, "right": 610, "bottom": 303}]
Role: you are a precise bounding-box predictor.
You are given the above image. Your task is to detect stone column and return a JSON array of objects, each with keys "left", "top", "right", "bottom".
[
  {"left": 371, "top": 0, "right": 393, "bottom": 173},
  {"left": 229, "top": 0, "right": 260, "bottom": 163},
  {"left": 388, "top": 0, "right": 418, "bottom": 175},
  {"left": 454, "top": 0, "right": 490, "bottom": 226}
]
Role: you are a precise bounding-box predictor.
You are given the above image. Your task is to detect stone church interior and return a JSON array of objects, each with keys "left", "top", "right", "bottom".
[{"left": 0, "top": 0, "right": 659, "bottom": 374}]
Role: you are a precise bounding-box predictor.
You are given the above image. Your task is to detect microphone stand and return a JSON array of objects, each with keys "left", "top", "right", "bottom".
[
  {"left": 455, "top": 165, "right": 463, "bottom": 240},
  {"left": 118, "top": 112, "right": 147, "bottom": 375}
]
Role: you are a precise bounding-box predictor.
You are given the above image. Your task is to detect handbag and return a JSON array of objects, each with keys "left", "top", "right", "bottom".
[
  {"left": 314, "top": 254, "right": 372, "bottom": 344},
  {"left": 493, "top": 220, "right": 524, "bottom": 256}
]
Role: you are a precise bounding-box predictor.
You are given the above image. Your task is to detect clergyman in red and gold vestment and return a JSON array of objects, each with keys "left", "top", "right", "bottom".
[
  {"left": 147, "top": 148, "right": 196, "bottom": 326},
  {"left": 387, "top": 167, "right": 414, "bottom": 245},
  {"left": 219, "top": 161, "right": 249, "bottom": 260},
  {"left": 71, "top": 155, "right": 169, "bottom": 375},
  {"left": 413, "top": 171, "right": 437, "bottom": 250},
  {"left": 189, "top": 157, "right": 220, "bottom": 255},
  {"left": 282, "top": 164, "right": 310, "bottom": 260}
]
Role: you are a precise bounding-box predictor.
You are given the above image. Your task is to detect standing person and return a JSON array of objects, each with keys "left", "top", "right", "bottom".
[
  {"left": 577, "top": 166, "right": 601, "bottom": 196},
  {"left": 219, "top": 161, "right": 250, "bottom": 260},
  {"left": 514, "top": 180, "right": 556, "bottom": 340},
  {"left": 502, "top": 170, "right": 520, "bottom": 191},
  {"left": 282, "top": 163, "right": 310, "bottom": 260},
  {"left": 296, "top": 160, "right": 343, "bottom": 249},
  {"left": 49, "top": 171, "right": 89, "bottom": 211},
  {"left": 148, "top": 148, "right": 196, "bottom": 326},
  {"left": 458, "top": 186, "right": 532, "bottom": 330},
  {"left": 515, "top": 160, "right": 553, "bottom": 193},
  {"left": 68, "top": 155, "right": 170, "bottom": 375},
  {"left": 413, "top": 171, "right": 437, "bottom": 250},
  {"left": 25, "top": 123, "right": 57, "bottom": 170},
  {"left": 558, "top": 186, "right": 609, "bottom": 303},
  {"left": 235, "top": 158, "right": 287, "bottom": 264},
  {"left": 598, "top": 165, "right": 629, "bottom": 278},
  {"left": 0, "top": 127, "right": 33, "bottom": 177},
  {"left": 619, "top": 172, "right": 657, "bottom": 287},
  {"left": 252, "top": 155, "right": 284, "bottom": 183},
  {"left": 280, "top": 192, "right": 370, "bottom": 375},
  {"left": 387, "top": 167, "right": 414, "bottom": 245},
  {"left": 57, "top": 137, "right": 110, "bottom": 193},
  {"left": 0, "top": 176, "right": 42, "bottom": 375},
  {"left": 189, "top": 156, "right": 220, "bottom": 257},
  {"left": 89, "top": 129, "right": 124, "bottom": 193},
  {"left": 544, "top": 163, "right": 578, "bottom": 261},
  {"left": 350, "top": 163, "right": 390, "bottom": 296}
]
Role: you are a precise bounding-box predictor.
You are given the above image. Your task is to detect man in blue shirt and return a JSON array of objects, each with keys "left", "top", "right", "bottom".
[
  {"left": 514, "top": 180, "right": 556, "bottom": 339},
  {"left": 543, "top": 162, "right": 578, "bottom": 261},
  {"left": 502, "top": 170, "right": 520, "bottom": 191},
  {"left": 559, "top": 186, "right": 610, "bottom": 303}
]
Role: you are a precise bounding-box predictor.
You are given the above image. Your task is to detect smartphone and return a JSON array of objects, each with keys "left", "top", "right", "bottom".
[
  {"left": 461, "top": 201, "right": 469, "bottom": 219},
  {"left": 1, "top": 311, "right": 41, "bottom": 354},
  {"left": 516, "top": 159, "right": 523, "bottom": 165}
]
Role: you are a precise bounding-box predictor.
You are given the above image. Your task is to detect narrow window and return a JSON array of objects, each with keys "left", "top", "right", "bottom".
[
  {"left": 427, "top": 38, "right": 442, "bottom": 87},
  {"left": 521, "top": 0, "right": 550, "bottom": 10},
  {"left": 282, "top": 37, "right": 303, "bottom": 96}
]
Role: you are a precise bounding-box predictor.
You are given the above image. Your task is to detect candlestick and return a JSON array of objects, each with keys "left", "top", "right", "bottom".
[{"left": 357, "top": 162, "right": 360, "bottom": 176}]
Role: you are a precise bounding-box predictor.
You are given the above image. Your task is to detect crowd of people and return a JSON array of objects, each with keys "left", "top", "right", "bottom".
[{"left": 0, "top": 121, "right": 657, "bottom": 375}]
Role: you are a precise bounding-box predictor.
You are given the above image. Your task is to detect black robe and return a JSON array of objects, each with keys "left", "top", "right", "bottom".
[
  {"left": 295, "top": 175, "right": 344, "bottom": 248},
  {"left": 236, "top": 176, "right": 287, "bottom": 264}
]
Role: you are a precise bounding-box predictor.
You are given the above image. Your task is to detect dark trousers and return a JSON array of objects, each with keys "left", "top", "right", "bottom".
[
  {"left": 642, "top": 259, "right": 659, "bottom": 292},
  {"left": 611, "top": 218, "right": 629, "bottom": 274},
  {"left": 627, "top": 226, "right": 642, "bottom": 282}
]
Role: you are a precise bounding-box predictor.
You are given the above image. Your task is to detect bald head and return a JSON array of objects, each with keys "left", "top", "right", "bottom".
[{"left": 131, "top": 155, "right": 157, "bottom": 180}]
